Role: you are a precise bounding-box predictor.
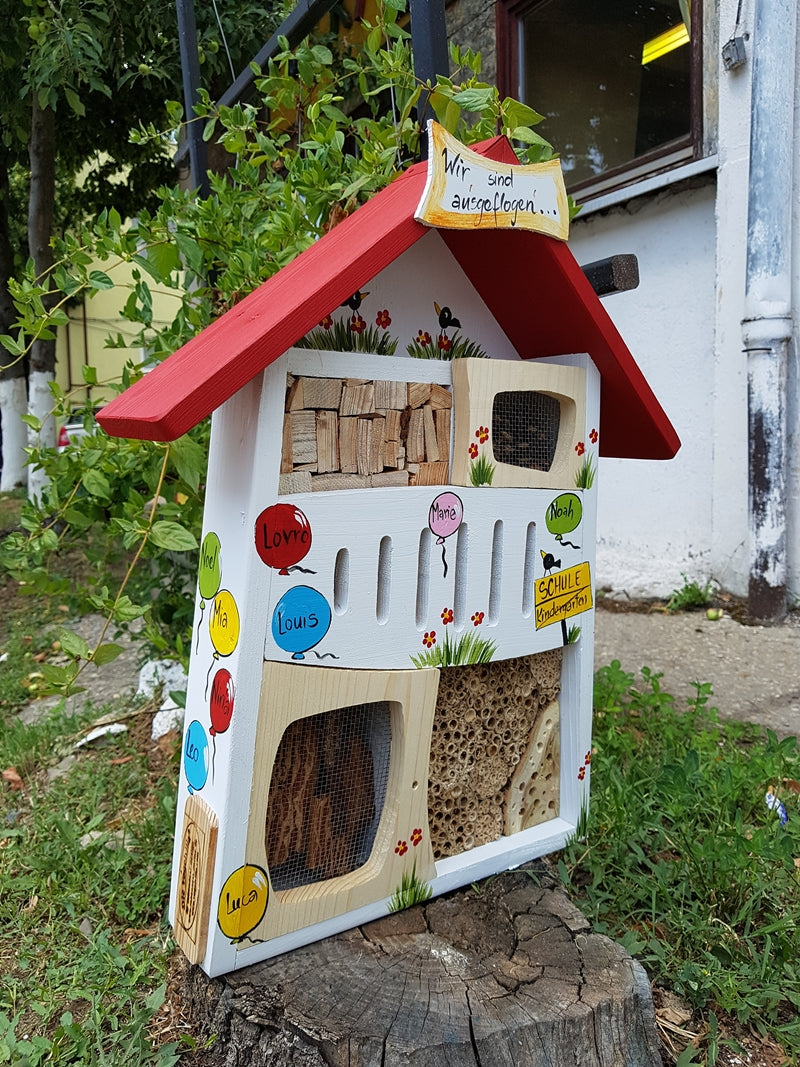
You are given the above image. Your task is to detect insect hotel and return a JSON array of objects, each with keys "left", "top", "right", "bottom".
[{"left": 98, "top": 124, "right": 679, "bottom": 977}]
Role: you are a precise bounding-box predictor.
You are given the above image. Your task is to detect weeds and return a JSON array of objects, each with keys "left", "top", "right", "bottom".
[
  {"left": 410, "top": 627, "right": 497, "bottom": 667},
  {"left": 667, "top": 574, "right": 714, "bottom": 613},
  {"left": 561, "top": 662, "right": 800, "bottom": 1057}
]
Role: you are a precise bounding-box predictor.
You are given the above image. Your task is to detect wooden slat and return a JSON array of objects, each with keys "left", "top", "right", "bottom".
[
  {"left": 405, "top": 409, "right": 426, "bottom": 463},
  {"left": 315, "top": 410, "right": 339, "bottom": 473},
  {"left": 340, "top": 383, "right": 376, "bottom": 416},
  {"left": 311, "top": 473, "right": 369, "bottom": 491},
  {"left": 407, "top": 381, "right": 432, "bottom": 409},
  {"left": 279, "top": 470, "right": 313, "bottom": 494},
  {"left": 370, "top": 470, "right": 409, "bottom": 487},
  {"left": 303, "top": 376, "right": 343, "bottom": 410},
  {"left": 290, "top": 411, "right": 317, "bottom": 465},
  {"left": 434, "top": 407, "right": 451, "bottom": 462},
  {"left": 374, "top": 380, "right": 407, "bottom": 409},
  {"left": 411, "top": 460, "right": 449, "bottom": 486},
  {"left": 339, "top": 417, "right": 358, "bottom": 473},
  {"left": 422, "top": 405, "right": 439, "bottom": 462},
  {"left": 429, "top": 383, "right": 452, "bottom": 409}
]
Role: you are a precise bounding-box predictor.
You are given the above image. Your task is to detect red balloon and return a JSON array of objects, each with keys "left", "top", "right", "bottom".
[
  {"left": 209, "top": 668, "right": 235, "bottom": 736},
  {"left": 254, "top": 503, "right": 312, "bottom": 574}
]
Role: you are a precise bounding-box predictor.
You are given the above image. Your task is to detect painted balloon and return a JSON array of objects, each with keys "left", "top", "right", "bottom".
[
  {"left": 217, "top": 864, "right": 269, "bottom": 941},
  {"left": 545, "top": 493, "right": 583, "bottom": 537},
  {"left": 198, "top": 532, "right": 222, "bottom": 601},
  {"left": 184, "top": 719, "right": 210, "bottom": 794},
  {"left": 209, "top": 668, "right": 235, "bottom": 736},
  {"left": 271, "top": 585, "right": 331, "bottom": 660},
  {"left": 254, "top": 503, "right": 312, "bottom": 574},
  {"left": 209, "top": 589, "right": 240, "bottom": 657},
  {"left": 428, "top": 492, "right": 463, "bottom": 544}
]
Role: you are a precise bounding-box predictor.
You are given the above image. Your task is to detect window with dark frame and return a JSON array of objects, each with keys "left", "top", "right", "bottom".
[{"left": 497, "top": 0, "right": 702, "bottom": 196}]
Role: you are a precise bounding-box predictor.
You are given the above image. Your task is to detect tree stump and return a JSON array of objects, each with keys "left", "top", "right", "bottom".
[{"left": 181, "top": 866, "right": 662, "bottom": 1066}]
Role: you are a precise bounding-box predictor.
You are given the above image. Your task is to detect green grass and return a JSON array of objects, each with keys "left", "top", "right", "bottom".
[
  {"left": 468, "top": 453, "right": 495, "bottom": 487},
  {"left": 388, "top": 860, "right": 433, "bottom": 913},
  {"left": 410, "top": 627, "right": 497, "bottom": 667},
  {"left": 561, "top": 661, "right": 800, "bottom": 1059},
  {"left": 0, "top": 696, "right": 180, "bottom": 1064},
  {"left": 405, "top": 331, "right": 487, "bottom": 360},
  {"left": 296, "top": 318, "right": 398, "bottom": 355}
]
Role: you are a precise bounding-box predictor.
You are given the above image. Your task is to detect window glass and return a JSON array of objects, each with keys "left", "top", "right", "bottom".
[{"left": 520, "top": 0, "right": 693, "bottom": 188}]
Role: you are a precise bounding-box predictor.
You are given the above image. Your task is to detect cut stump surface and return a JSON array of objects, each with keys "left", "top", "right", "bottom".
[{"left": 181, "top": 866, "right": 662, "bottom": 1066}]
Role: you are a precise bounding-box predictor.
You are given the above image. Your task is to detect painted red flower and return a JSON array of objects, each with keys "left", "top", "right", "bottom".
[
  {"left": 441, "top": 607, "right": 454, "bottom": 625},
  {"left": 437, "top": 334, "right": 452, "bottom": 352},
  {"left": 475, "top": 426, "right": 489, "bottom": 444},
  {"left": 471, "top": 611, "right": 485, "bottom": 627},
  {"left": 468, "top": 442, "right": 479, "bottom": 459},
  {"left": 395, "top": 840, "right": 408, "bottom": 856},
  {"left": 589, "top": 428, "right": 598, "bottom": 444},
  {"left": 575, "top": 441, "right": 585, "bottom": 456},
  {"left": 319, "top": 314, "right": 333, "bottom": 330},
  {"left": 416, "top": 330, "right": 431, "bottom": 345},
  {"left": 376, "top": 309, "right": 391, "bottom": 329},
  {"left": 411, "top": 828, "right": 423, "bottom": 847},
  {"left": 585, "top": 750, "right": 592, "bottom": 765},
  {"left": 423, "top": 630, "right": 437, "bottom": 648},
  {"left": 577, "top": 766, "right": 586, "bottom": 781},
  {"left": 350, "top": 314, "right": 366, "bottom": 334}
]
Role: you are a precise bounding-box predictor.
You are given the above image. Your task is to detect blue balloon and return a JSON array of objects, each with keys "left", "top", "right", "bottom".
[
  {"left": 184, "top": 719, "right": 210, "bottom": 794},
  {"left": 272, "top": 585, "right": 332, "bottom": 660}
]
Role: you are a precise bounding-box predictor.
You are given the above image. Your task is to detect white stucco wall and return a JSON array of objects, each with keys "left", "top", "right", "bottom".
[{"left": 568, "top": 184, "right": 719, "bottom": 598}]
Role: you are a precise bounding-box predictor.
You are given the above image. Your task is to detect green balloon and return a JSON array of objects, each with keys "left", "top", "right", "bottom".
[
  {"left": 545, "top": 493, "right": 582, "bottom": 536},
  {"left": 198, "top": 532, "right": 222, "bottom": 600}
]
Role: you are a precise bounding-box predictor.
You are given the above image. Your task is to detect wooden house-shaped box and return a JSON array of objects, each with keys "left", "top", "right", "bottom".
[{"left": 98, "top": 134, "right": 679, "bottom": 977}]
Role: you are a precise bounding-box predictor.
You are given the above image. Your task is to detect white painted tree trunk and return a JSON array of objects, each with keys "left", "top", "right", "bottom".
[
  {"left": 0, "top": 377, "right": 28, "bottom": 491},
  {"left": 27, "top": 369, "right": 56, "bottom": 503}
]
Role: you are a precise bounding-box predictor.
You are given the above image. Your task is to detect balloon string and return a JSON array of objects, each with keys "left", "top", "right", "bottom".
[
  {"left": 196, "top": 604, "right": 204, "bottom": 654},
  {"left": 211, "top": 734, "right": 217, "bottom": 785},
  {"left": 560, "top": 539, "right": 581, "bottom": 550},
  {"left": 441, "top": 542, "right": 448, "bottom": 579},
  {"left": 205, "top": 660, "right": 213, "bottom": 700}
]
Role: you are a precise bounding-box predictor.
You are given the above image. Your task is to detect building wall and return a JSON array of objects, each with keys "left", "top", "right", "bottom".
[{"left": 443, "top": 0, "right": 800, "bottom": 607}]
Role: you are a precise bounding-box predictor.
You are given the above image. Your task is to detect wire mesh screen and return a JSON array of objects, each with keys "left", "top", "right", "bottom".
[
  {"left": 491, "top": 391, "right": 562, "bottom": 472},
  {"left": 265, "top": 701, "right": 392, "bottom": 890}
]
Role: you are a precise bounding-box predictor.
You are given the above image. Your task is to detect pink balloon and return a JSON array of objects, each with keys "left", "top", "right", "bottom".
[{"left": 429, "top": 492, "right": 464, "bottom": 544}]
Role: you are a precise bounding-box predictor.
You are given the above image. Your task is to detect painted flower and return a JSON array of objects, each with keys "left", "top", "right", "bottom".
[
  {"left": 411, "top": 828, "right": 423, "bottom": 847},
  {"left": 475, "top": 426, "right": 489, "bottom": 444},
  {"left": 469, "top": 442, "right": 479, "bottom": 459},
  {"left": 422, "top": 630, "right": 437, "bottom": 648},
  {"left": 319, "top": 314, "right": 333, "bottom": 330},
  {"left": 416, "top": 330, "right": 432, "bottom": 345},
  {"left": 471, "top": 611, "right": 485, "bottom": 627},
  {"left": 589, "top": 428, "right": 598, "bottom": 444},
  {"left": 350, "top": 314, "right": 367, "bottom": 334},
  {"left": 578, "top": 766, "right": 586, "bottom": 781},
  {"left": 585, "top": 750, "right": 593, "bottom": 765},
  {"left": 376, "top": 309, "right": 391, "bottom": 329},
  {"left": 441, "top": 607, "right": 454, "bottom": 625},
  {"left": 437, "top": 334, "right": 452, "bottom": 353},
  {"left": 395, "top": 840, "right": 408, "bottom": 856},
  {"left": 575, "top": 441, "right": 585, "bottom": 456}
]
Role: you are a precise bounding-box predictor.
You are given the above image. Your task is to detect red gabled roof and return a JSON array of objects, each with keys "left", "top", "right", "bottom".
[{"left": 97, "top": 137, "right": 679, "bottom": 460}]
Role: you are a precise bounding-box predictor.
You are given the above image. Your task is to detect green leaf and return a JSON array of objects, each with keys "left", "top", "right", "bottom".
[
  {"left": 510, "top": 126, "right": 552, "bottom": 147},
  {"left": 64, "top": 87, "right": 85, "bottom": 117},
  {"left": 82, "top": 468, "right": 111, "bottom": 499},
  {"left": 452, "top": 87, "right": 495, "bottom": 112},
  {"left": 88, "top": 269, "right": 114, "bottom": 290},
  {"left": 174, "top": 232, "right": 204, "bottom": 275},
  {"left": 502, "top": 98, "right": 544, "bottom": 128},
  {"left": 92, "top": 642, "right": 125, "bottom": 666},
  {"left": 138, "top": 242, "right": 180, "bottom": 283},
  {"left": 149, "top": 520, "right": 198, "bottom": 552},
  {"left": 170, "top": 435, "right": 206, "bottom": 493},
  {"left": 59, "top": 629, "right": 91, "bottom": 660},
  {"left": 81, "top": 364, "right": 98, "bottom": 385}
]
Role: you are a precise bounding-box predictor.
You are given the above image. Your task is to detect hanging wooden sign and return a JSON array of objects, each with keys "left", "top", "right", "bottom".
[{"left": 415, "top": 121, "right": 569, "bottom": 239}]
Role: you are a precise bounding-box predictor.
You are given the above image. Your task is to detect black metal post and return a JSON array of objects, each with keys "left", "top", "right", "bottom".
[
  {"left": 175, "top": 0, "right": 210, "bottom": 196},
  {"left": 408, "top": 0, "right": 449, "bottom": 155}
]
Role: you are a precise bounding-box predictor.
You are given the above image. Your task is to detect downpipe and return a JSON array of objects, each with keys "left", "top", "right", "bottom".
[{"left": 741, "top": 0, "right": 796, "bottom": 621}]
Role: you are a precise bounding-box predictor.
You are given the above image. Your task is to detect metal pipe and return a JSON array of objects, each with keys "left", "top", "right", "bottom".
[
  {"left": 175, "top": 0, "right": 210, "bottom": 196},
  {"left": 741, "top": 0, "right": 796, "bottom": 620}
]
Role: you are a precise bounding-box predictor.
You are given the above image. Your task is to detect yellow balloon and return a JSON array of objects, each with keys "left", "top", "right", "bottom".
[
  {"left": 217, "top": 864, "right": 269, "bottom": 940},
  {"left": 209, "top": 589, "right": 240, "bottom": 657}
]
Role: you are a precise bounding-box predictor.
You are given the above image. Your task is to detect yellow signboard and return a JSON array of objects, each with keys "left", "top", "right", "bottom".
[
  {"left": 415, "top": 121, "right": 569, "bottom": 240},
  {"left": 535, "top": 562, "right": 593, "bottom": 629}
]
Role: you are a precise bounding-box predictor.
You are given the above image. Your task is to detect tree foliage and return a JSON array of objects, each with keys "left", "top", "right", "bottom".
[{"left": 0, "top": 0, "right": 560, "bottom": 692}]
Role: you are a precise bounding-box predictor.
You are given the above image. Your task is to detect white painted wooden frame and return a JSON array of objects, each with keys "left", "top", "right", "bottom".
[{"left": 169, "top": 350, "right": 600, "bottom": 976}]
